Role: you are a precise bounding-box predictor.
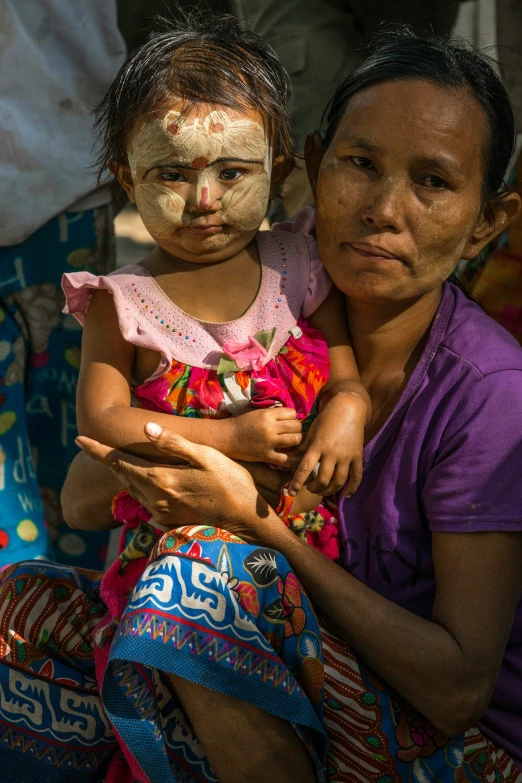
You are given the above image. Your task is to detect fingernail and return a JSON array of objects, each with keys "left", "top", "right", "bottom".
[
  {"left": 288, "top": 488, "right": 296, "bottom": 497},
  {"left": 75, "top": 438, "right": 83, "bottom": 448},
  {"left": 145, "top": 422, "right": 162, "bottom": 438}
]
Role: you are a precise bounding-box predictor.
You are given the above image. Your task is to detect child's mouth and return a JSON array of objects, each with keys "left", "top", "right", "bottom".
[{"left": 183, "top": 225, "right": 225, "bottom": 236}]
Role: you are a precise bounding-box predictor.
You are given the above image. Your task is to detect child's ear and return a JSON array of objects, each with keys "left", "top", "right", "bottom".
[
  {"left": 269, "top": 155, "right": 295, "bottom": 199},
  {"left": 304, "top": 131, "right": 325, "bottom": 199},
  {"left": 109, "top": 161, "right": 136, "bottom": 204},
  {"left": 461, "top": 191, "right": 521, "bottom": 260}
]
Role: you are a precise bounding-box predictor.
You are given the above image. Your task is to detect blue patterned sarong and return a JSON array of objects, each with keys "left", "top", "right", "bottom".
[
  {"left": 0, "top": 526, "right": 520, "bottom": 783},
  {"left": 97, "top": 523, "right": 328, "bottom": 781}
]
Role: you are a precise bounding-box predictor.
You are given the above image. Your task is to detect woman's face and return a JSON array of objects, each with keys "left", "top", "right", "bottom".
[{"left": 312, "top": 80, "right": 505, "bottom": 303}]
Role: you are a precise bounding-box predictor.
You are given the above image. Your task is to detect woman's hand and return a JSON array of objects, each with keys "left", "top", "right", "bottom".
[
  {"left": 237, "top": 460, "right": 290, "bottom": 509},
  {"left": 288, "top": 391, "right": 366, "bottom": 497},
  {"left": 75, "top": 423, "right": 281, "bottom": 545}
]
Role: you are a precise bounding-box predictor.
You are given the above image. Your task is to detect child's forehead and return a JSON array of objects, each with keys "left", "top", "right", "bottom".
[{"left": 130, "top": 102, "right": 267, "bottom": 141}]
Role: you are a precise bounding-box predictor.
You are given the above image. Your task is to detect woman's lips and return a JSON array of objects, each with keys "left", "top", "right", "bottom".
[{"left": 349, "top": 242, "right": 405, "bottom": 262}]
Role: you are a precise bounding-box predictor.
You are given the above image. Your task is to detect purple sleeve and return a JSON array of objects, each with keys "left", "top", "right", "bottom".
[{"left": 423, "top": 370, "right": 522, "bottom": 532}]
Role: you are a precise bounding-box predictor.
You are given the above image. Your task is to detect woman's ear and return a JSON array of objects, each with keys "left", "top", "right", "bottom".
[
  {"left": 461, "top": 191, "right": 522, "bottom": 259},
  {"left": 304, "top": 131, "right": 325, "bottom": 198},
  {"left": 269, "top": 155, "right": 295, "bottom": 200},
  {"left": 109, "top": 161, "right": 136, "bottom": 204}
]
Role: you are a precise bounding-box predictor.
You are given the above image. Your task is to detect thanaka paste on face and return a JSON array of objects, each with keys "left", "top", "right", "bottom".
[{"left": 127, "top": 109, "right": 272, "bottom": 239}]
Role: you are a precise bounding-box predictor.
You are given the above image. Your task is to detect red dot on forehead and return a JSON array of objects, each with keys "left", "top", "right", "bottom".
[
  {"left": 191, "top": 156, "right": 210, "bottom": 170},
  {"left": 210, "top": 122, "right": 224, "bottom": 132},
  {"left": 167, "top": 122, "right": 180, "bottom": 135}
]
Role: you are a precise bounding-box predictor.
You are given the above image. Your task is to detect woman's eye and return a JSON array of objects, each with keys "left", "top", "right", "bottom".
[
  {"left": 350, "top": 156, "right": 374, "bottom": 170},
  {"left": 422, "top": 175, "right": 448, "bottom": 189},
  {"left": 220, "top": 169, "right": 243, "bottom": 181},
  {"left": 159, "top": 172, "right": 186, "bottom": 183}
]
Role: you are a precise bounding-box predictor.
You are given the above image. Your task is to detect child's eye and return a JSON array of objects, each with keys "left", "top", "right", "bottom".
[
  {"left": 159, "top": 172, "right": 186, "bottom": 183},
  {"left": 420, "top": 174, "right": 448, "bottom": 189},
  {"left": 350, "top": 156, "right": 375, "bottom": 171},
  {"left": 220, "top": 169, "right": 243, "bottom": 181}
]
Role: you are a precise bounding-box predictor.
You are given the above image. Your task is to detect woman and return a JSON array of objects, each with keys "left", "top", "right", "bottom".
[{"left": 2, "top": 30, "right": 522, "bottom": 783}]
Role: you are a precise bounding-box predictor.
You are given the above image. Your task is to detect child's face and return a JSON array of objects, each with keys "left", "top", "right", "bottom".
[{"left": 121, "top": 102, "right": 273, "bottom": 262}]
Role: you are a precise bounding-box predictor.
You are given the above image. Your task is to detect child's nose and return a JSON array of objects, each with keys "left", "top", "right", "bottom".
[
  {"left": 199, "top": 185, "right": 211, "bottom": 211},
  {"left": 186, "top": 175, "right": 221, "bottom": 213}
]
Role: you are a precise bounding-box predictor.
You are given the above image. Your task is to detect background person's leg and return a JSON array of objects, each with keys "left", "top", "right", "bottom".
[
  {"left": 0, "top": 205, "right": 116, "bottom": 570},
  {"left": 0, "top": 280, "right": 47, "bottom": 565}
]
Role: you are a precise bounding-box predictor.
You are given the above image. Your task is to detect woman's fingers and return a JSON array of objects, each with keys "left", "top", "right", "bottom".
[
  {"left": 144, "top": 423, "right": 210, "bottom": 467},
  {"left": 75, "top": 436, "right": 149, "bottom": 477}
]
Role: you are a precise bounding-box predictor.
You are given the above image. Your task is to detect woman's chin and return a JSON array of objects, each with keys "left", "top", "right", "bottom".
[{"left": 329, "top": 268, "right": 412, "bottom": 303}]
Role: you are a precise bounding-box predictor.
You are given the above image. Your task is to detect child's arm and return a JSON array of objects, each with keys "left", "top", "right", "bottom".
[
  {"left": 77, "top": 290, "right": 301, "bottom": 466},
  {"left": 288, "top": 287, "right": 371, "bottom": 497}
]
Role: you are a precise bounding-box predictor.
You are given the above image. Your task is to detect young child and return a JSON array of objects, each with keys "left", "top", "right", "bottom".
[
  {"left": 62, "top": 14, "right": 371, "bottom": 782},
  {"left": 63, "top": 26, "right": 369, "bottom": 563}
]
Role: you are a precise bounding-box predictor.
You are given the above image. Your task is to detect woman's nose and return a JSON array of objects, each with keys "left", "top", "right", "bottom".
[{"left": 362, "top": 177, "right": 406, "bottom": 231}]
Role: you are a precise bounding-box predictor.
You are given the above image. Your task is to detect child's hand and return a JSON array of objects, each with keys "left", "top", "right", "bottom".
[
  {"left": 227, "top": 407, "right": 303, "bottom": 465},
  {"left": 288, "top": 393, "right": 366, "bottom": 497}
]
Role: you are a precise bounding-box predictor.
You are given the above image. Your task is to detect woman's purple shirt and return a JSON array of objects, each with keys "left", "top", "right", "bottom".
[{"left": 339, "top": 282, "right": 522, "bottom": 763}]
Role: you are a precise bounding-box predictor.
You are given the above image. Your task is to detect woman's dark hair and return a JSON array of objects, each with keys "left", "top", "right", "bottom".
[
  {"left": 94, "top": 10, "right": 293, "bottom": 188},
  {"left": 322, "top": 29, "right": 517, "bottom": 206}
]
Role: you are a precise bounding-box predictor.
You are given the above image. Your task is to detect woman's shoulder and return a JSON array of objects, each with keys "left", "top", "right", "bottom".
[{"left": 440, "top": 283, "right": 522, "bottom": 379}]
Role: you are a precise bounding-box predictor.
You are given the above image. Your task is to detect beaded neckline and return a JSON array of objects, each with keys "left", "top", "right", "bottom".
[{"left": 126, "top": 232, "right": 290, "bottom": 341}]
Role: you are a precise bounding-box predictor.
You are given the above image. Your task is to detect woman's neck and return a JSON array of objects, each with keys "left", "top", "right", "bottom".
[{"left": 346, "top": 286, "right": 444, "bottom": 441}]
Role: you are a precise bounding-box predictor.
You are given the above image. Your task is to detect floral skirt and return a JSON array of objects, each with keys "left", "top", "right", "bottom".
[{"left": 0, "top": 526, "right": 520, "bottom": 783}]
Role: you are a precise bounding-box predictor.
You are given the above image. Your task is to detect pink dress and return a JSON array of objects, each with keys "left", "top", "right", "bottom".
[{"left": 62, "top": 207, "right": 340, "bottom": 559}]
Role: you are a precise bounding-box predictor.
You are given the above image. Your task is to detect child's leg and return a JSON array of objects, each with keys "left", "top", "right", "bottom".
[{"left": 170, "top": 672, "right": 317, "bottom": 783}]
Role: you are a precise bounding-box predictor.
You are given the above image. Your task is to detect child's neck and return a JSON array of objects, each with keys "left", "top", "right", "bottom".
[{"left": 141, "top": 238, "right": 262, "bottom": 324}]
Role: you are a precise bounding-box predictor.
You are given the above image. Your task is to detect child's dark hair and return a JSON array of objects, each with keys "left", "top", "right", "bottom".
[
  {"left": 95, "top": 10, "right": 293, "bottom": 190},
  {"left": 322, "top": 29, "right": 517, "bottom": 207}
]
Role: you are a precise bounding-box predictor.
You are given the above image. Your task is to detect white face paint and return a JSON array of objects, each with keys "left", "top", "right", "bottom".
[{"left": 127, "top": 108, "right": 272, "bottom": 242}]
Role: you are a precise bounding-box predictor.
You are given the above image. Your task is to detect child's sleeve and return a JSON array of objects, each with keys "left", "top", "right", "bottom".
[
  {"left": 272, "top": 206, "right": 332, "bottom": 319},
  {"left": 62, "top": 269, "right": 172, "bottom": 380}
]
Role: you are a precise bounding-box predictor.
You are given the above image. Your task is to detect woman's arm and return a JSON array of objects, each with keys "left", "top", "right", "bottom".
[
  {"left": 78, "top": 290, "right": 301, "bottom": 466},
  {"left": 263, "top": 523, "right": 522, "bottom": 736},
  {"left": 61, "top": 441, "right": 289, "bottom": 530},
  {"left": 78, "top": 425, "right": 522, "bottom": 737}
]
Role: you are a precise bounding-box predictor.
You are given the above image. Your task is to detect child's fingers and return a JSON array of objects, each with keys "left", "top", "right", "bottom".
[
  {"left": 343, "top": 455, "right": 363, "bottom": 497},
  {"left": 276, "top": 432, "right": 303, "bottom": 449},
  {"left": 282, "top": 451, "right": 303, "bottom": 468},
  {"left": 321, "top": 461, "right": 350, "bottom": 497},
  {"left": 274, "top": 408, "right": 298, "bottom": 420},
  {"left": 288, "top": 448, "right": 321, "bottom": 496},
  {"left": 278, "top": 418, "right": 302, "bottom": 434},
  {"left": 305, "top": 457, "right": 336, "bottom": 495},
  {"left": 267, "top": 450, "right": 291, "bottom": 467}
]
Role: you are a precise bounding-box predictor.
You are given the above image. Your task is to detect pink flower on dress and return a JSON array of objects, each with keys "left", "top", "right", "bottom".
[
  {"left": 134, "top": 375, "right": 173, "bottom": 414},
  {"left": 112, "top": 491, "right": 152, "bottom": 525},
  {"left": 250, "top": 374, "right": 289, "bottom": 409},
  {"left": 223, "top": 335, "right": 267, "bottom": 371}
]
